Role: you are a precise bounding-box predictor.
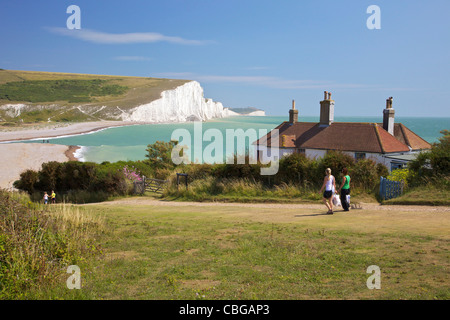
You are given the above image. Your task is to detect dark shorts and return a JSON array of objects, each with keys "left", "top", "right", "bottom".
[
  {"left": 340, "top": 188, "right": 350, "bottom": 210},
  {"left": 323, "top": 190, "right": 333, "bottom": 199}
]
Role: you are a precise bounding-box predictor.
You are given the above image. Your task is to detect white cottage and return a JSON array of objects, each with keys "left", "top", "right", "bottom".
[{"left": 255, "top": 92, "right": 431, "bottom": 171}]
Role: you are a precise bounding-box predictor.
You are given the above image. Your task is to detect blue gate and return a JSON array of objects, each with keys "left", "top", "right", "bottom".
[{"left": 379, "top": 177, "right": 404, "bottom": 200}]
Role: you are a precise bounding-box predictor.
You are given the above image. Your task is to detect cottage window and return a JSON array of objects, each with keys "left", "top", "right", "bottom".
[
  {"left": 355, "top": 153, "right": 366, "bottom": 161},
  {"left": 390, "top": 162, "right": 406, "bottom": 171}
]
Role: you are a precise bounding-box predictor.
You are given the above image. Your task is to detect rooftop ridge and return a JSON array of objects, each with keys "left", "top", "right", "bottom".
[
  {"left": 399, "top": 123, "right": 411, "bottom": 147},
  {"left": 373, "top": 123, "right": 386, "bottom": 154},
  {"left": 401, "top": 122, "right": 432, "bottom": 145}
]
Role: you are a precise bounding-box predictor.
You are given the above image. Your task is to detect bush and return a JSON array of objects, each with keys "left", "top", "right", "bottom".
[
  {"left": 36, "top": 161, "right": 62, "bottom": 191},
  {"left": 14, "top": 161, "right": 129, "bottom": 203},
  {"left": 277, "top": 153, "right": 313, "bottom": 185},
  {"left": 212, "top": 156, "right": 262, "bottom": 181},
  {"left": 407, "top": 130, "right": 450, "bottom": 187},
  {"left": 315, "top": 151, "right": 355, "bottom": 185},
  {"left": 13, "top": 170, "right": 38, "bottom": 194},
  {"left": 154, "top": 168, "right": 173, "bottom": 180},
  {"left": 388, "top": 168, "right": 410, "bottom": 186},
  {"left": 351, "top": 159, "right": 379, "bottom": 191},
  {"left": 376, "top": 163, "right": 389, "bottom": 178}
]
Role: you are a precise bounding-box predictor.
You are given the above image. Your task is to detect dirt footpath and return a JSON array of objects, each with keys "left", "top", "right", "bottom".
[
  {"left": 89, "top": 197, "right": 450, "bottom": 213},
  {"left": 85, "top": 197, "right": 450, "bottom": 239}
]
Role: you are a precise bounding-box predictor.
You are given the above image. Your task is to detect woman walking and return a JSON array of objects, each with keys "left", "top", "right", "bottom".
[
  {"left": 319, "top": 168, "right": 336, "bottom": 214},
  {"left": 338, "top": 168, "right": 351, "bottom": 211}
]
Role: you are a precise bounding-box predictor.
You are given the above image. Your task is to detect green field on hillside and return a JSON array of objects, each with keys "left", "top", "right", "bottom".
[
  {"left": 0, "top": 69, "right": 189, "bottom": 124},
  {"left": 0, "top": 79, "right": 128, "bottom": 103}
]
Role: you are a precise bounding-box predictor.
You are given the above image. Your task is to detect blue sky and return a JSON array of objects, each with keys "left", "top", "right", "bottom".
[{"left": 1, "top": 0, "right": 449, "bottom": 117}]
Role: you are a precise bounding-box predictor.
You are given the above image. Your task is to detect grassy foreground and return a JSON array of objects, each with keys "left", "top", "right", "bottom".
[
  {"left": 384, "top": 185, "right": 450, "bottom": 206},
  {"left": 0, "top": 191, "right": 105, "bottom": 299},
  {"left": 30, "top": 198, "right": 449, "bottom": 300}
]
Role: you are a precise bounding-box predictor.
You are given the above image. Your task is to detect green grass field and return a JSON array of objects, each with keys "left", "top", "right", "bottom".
[
  {"left": 384, "top": 185, "right": 450, "bottom": 206},
  {"left": 30, "top": 198, "right": 449, "bottom": 300}
]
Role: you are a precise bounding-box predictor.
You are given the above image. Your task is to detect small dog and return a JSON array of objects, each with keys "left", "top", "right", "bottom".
[{"left": 350, "top": 202, "right": 362, "bottom": 209}]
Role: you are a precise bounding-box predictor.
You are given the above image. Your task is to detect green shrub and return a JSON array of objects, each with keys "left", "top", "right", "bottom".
[
  {"left": 407, "top": 130, "right": 449, "bottom": 187},
  {"left": 315, "top": 151, "right": 355, "bottom": 185},
  {"left": 37, "top": 161, "right": 61, "bottom": 191},
  {"left": 13, "top": 170, "right": 39, "bottom": 194},
  {"left": 351, "top": 159, "right": 379, "bottom": 191},
  {"left": 388, "top": 168, "right": 410, "bottom": 186},
  {"left": 277, "top": 153, "right": 313, "bottom": 185},
  {"left": 376, "top": 163, "right": 389, "bottom": 178},
  {"left": 14, "top": 161, "right": 129, "bottom": 203},
  {"left": 212, "top": 155, "right": 262, "bottom": 181}
]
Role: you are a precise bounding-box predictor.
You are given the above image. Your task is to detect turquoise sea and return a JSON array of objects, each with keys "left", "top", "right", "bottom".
[{"left": 19, "top": 116, "right": 449, "bottom": 163}]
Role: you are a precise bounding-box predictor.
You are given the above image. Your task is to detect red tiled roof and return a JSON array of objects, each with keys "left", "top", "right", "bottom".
[
  {"left": 394, "top": 123, "right": 432, "bottom": 151},
  {"left": 281, "top": 134, "right": 297, "bottom": 148},
  {"left": 374, "top": 123, "right": 432, "bottom": 151},
  {"left": 255, "top": 121, "right": 419, "bottom": 154},
  {"left": 374, "top": 124, "right": 412, "bottom": 153}
]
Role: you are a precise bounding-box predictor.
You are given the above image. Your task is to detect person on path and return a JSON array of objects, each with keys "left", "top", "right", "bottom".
[
  {"left": 319, "top": 168, "right": 336, "bottom": 214},
  {"left": 51, "top": 190, "right": 56, "bottom": 204},
  {"left": 338, "top": 168, "right": 351, "bottom": 211},
  {"left": 43, "top": 192, "right": 48, "bottom": 205}
]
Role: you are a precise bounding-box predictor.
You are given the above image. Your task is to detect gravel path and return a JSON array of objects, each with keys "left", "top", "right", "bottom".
[{"left": 87, "top": 197, "right": 450, "bottom": 213}]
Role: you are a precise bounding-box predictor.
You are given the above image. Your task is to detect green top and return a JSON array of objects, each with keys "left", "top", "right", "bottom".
[{"left": 342, "top": 175, "right": 350, "bottom": 190}]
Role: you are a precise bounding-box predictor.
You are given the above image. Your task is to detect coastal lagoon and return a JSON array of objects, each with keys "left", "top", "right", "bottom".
[{"left": 18, "top": 116, "right": 449, "bottom": 163}]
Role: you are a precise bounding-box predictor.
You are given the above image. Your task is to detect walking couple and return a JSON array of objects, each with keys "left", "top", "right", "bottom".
[{"left": 319, "top": 168, "right": 351, "bottom": 214}]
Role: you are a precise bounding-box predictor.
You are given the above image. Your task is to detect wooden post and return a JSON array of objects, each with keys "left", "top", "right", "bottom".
[{"left": 176, "top": 173, "right": 188, "bottom": 190}]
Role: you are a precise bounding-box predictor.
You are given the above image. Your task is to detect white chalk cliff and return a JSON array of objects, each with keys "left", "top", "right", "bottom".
[
  {"left": 120, "top": 81, "right": 238, "bottom": 122},
  {"left": 246, "top": 110, "right": 266, "bottom": 116},
  {"left": 0, "top": 80, "right": 258, "bottom": 123}
]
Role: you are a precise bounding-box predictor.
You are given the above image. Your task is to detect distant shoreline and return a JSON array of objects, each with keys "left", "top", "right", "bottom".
[
  {"left": 65, "top": 145, "right": 81, "bottom": 161},
  {"left": 0, "top": 121, "right": 150, "bottom": 143},
  {"left": 0, "top": 115, "right": 260, "bottom": 143}
]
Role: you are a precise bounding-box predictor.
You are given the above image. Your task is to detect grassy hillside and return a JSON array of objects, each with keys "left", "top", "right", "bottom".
[
  {"left": 0, "top": 79, "right": 128, "bottom": 103},
  {"left": 0, "top": 70, "right": 189, "bottom": 124}
]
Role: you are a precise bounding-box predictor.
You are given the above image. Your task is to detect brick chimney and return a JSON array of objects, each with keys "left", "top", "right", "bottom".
[
  {"left": 319, "top": 91, "right": 335, "bottom": 126},
  {"left": 383, "top": 96, "right": 395, "bottom": 135},
  {"left": 289, "top": 99, "right": 298, "bottom": 124}
]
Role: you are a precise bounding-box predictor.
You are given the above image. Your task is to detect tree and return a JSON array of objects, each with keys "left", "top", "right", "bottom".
[
  {"left": 37, "top": 161, "right": 61, "bottom": 191},
  {"left": 408, "top": 130, "right": 450, "bottom": 184},
  {"left": 13, "top": 170, "right": 38, "bottom": 194},
  {"left": 145, "top": 140, "right": 178, "bottom": 170}
]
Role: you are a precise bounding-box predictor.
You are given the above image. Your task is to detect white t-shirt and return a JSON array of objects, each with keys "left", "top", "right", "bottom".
[{"left": 325, "top": 175, "right": 335, "bottom": 192}]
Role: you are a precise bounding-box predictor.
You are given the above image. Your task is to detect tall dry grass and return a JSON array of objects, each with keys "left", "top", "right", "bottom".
[
  {"left": 163, "top": 175, "right": 322, "bottom": 202},
  {"left": 0, "top": 189, "right": 104, "bottom": 299}
]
